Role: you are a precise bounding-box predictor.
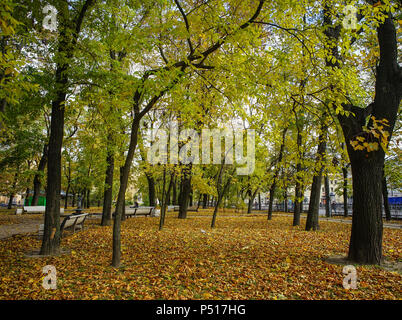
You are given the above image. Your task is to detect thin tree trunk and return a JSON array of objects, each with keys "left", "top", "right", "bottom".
[
  {"left": 86, "top": 189, "right": 90, "bottom": 208},
  {"left": 146, "top": 173, "right": 156, "bottom": 206},
  {"left": 159, "top": 171, "right": 174, "bottom": 230},
  {"left": 202, "top": 193, "right": 208, "bottom": 209},
  {"left": 305, "top": 120, "right": 327, "bottom": 231},
  {"left": 342, "top": 166, "right": 348, "bottom": 217},
  {"left": 382, "top": 169, "right": 391, "bottom": 221},
  {"left": 324, "top": 176, "right": 331, "bottom": 217},
  {"left": 101, "top": 151, "right": 114, "bottom": 226},
  {"left": 32, "top": 144, "right": 48, "bottom": 206},
  {"left": 112, "top": 118, "right": 140, "bottom": 267}
]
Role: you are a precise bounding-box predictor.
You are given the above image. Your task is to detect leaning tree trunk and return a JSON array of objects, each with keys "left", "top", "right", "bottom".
[{"left": 112, "top": 117, "right": 140, "bottom": 267}]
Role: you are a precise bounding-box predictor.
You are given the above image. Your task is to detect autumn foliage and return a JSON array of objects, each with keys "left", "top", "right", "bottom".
[{"left": 0, "top": 213, "right": 400, "bottom": 300}]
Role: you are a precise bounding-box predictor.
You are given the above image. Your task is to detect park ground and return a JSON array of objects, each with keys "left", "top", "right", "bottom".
[{"left": 0, "top": 209, "right": 401, "bottom": 300}]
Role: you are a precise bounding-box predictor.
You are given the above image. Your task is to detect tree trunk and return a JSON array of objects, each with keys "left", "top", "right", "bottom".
[
  {"left": 32, "top": 143, "right": 48, "bottom": 206},
  {"left": 342, "top": 166, "right": 348, "bottom": 217},
  {"left": 7, "top": 194, "right": 14, "bottom": 209},
  {"left": 293, "top": 163, "right": 302, "bottom": 226},
  {"left": 202, "top": 193, "right": 208, "bottom": 209},
  {"left": 323, "top": 4, "right": 401, "bottom": 265},
  {"left": 305, "top": 121, "right": 327, "bottom": 231},
  {"left": 101, "top": 151, "right": 114, "bottom": 226},
  {"left": 347, "top": 155, "right": 384, "bottom": 264},
  {"left": 86, "top": 189, "right": 90, "bottom": 208},
  {"left": 24, "top": 188, "right": 30, "bottom": 206},
  {"left": 267, "top": 185, "right": 275, "bottom": 219},
  {"left": 40, "top": 66, "right": 67, "bottom": 255},
  {"left": 247, "top": 190, "right": 253, "bottom": 214},
  {"left": 324, "top": 176, "right": 331, "bottom": 217},
  {"left": 146, "top": 173, "right": 156, "bottom": 206},
  {"left": 178, "top": 165, "right": 192, "bottom": 219},
  {"left": 159, "top": 171, "right": 174, "bottom": 230},
  {"left": 112, "top": 118, "right": 140, "bottom": 267},
  {"left": 64, "top": 184, "right": 70, "bottom": 209},
  {"left": 382, "top": 169, "right": 391, "bottom": 221},
  {"left": 268, "top": 127, "right": 287, "bottom": 220},
  {"left": 172, "top": 176, "right": 177, "bottom": 205}
]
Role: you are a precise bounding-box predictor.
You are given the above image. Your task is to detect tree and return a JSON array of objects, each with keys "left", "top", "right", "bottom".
[
  {"left": 40, "top": 0, "right": 96, "bottom": 256},
  {"left": 324, "top": 2, "right": 402, "bottom": 264}
]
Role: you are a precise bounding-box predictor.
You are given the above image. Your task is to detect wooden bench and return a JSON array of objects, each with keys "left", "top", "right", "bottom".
[
  {"left": 172, "top": 205, "right": 198, "bottom": 212},
  {"left": 125, "top": 206, "right": 155, "bottom": 218},
  {"left": 38, "top": 213, "right": 88, "bottom": 238},
  {"left": 16, "top": 206, "right": 64, "bottom": 215}
]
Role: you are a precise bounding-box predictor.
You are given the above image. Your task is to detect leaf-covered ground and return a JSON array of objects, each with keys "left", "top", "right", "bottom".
[{"left": 0, "top": 214, "right": 400, "bottom": 300}]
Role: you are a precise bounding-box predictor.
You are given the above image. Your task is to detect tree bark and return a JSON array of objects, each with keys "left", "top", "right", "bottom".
[
  {"left": 342, "top": 166, "right": 348, "bottom": 217},
  {"left": 145, "top": 173, "right": 156, "bottom": 206},
  {"left": 268, "top": 127, "right": 287, "bottom": 220},
  {"left": 382, "top": 169, "right": 391, "bottom": 221},
  {"left": 178, "top": 164, "right": 192, "bottom": 219},
  {"left": 101, "top": 151, "right": 114, "bottom": 226},
  {"left": 32, "top": 143, "right": 48, "bottom": 206},
  {"left": 324, "top": 176, "right": 331, "bottom": 217},
  {"left": 347, "top": 155, "right": 384, "bottom": 264},
  {"left": 112, "top": 118, "right": 140, "bottom": 267},
  {"left": 40, "top": 0, "right": 95, "bottom": 256},
  {"left": 305, "top": 120, "right": 327, "bottom": 231},
  {"left": 202, "top": 193, "right": 208, "bottom": 209}
]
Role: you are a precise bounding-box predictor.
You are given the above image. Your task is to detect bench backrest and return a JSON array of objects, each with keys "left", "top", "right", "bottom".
[
  {"left": 135, "top": 208, "right": 153, "bottom": 214},
  {"left": 125, "top": 206, "right": 155, "bottom": 215},
  {"left": 24, "top": 206, "right": 45, "bottom": 213},
  {"left": 61, "top": 213, "right": 88, "bottom": 229},
  {"left": 23, "top": 206, "right": 65, "bottom": 214}
]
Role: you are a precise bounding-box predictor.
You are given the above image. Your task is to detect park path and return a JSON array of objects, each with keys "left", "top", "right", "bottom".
[{"left": 0, "top": 217, "right": 42, "bottom": 240}]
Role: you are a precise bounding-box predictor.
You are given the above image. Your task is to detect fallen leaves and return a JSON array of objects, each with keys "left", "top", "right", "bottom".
[{"left": 0, "top": 215, "right": 400, "bottom": 300}]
